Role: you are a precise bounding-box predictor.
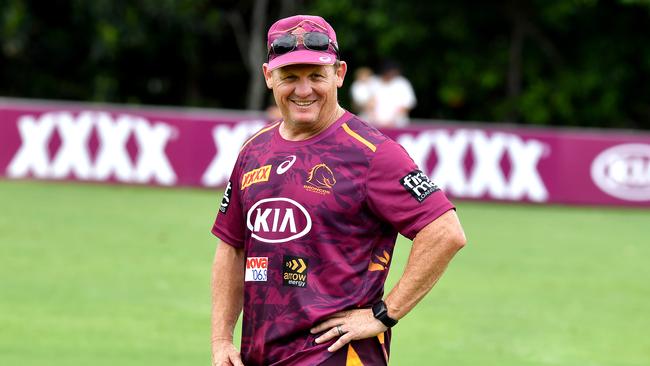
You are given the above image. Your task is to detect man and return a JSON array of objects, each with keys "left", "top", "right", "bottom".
[
  {"left": 368, "top": 60, "right": 417, "bottom": 128},
  {"left": 211, "top": 15, "right": 466, "bottom": 366},
  {"left": 350, "top": 66, "right": 378, "bottom": 120}
]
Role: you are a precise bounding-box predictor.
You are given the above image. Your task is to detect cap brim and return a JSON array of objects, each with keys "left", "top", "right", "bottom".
[{"left": 268, "top": 49, "right": 336, "bottom": 71}]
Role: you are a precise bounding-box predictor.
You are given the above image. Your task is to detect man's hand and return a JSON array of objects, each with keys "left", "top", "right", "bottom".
[
  {"left": 310, "top": 309, "right": 387, "bottom": 352},
  {"left": 211, "top": 338, "right": 244, "bottom": 366}
]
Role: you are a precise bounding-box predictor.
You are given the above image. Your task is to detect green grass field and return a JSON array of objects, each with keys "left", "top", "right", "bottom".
[{"left": 1, "top": 180, "right": 649, "bottom": 366}]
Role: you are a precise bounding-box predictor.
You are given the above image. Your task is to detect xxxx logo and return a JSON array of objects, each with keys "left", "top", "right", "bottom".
[
  {"left": 241, "top": 165, "right": 271, "bottom": 189},
  {"left": 368, "top": 250, "right": 391, "bottom": 272},
  {"left": 6, "top": 111, "right": 177, "bottom": 185},
  {"left": 397, "top": 130, "right": 549, "bottom": 202},
  {"left": 201, "top": 121, "right": 265, "bottom": 187},
  {"left": 283, "top": 255, "right": 308, "bottom": 288}
]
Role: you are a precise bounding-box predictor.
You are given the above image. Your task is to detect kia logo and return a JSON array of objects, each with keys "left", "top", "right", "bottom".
[
  {"left": 246, "top": 197, "right": 312, "bottom": 243},
  {"left": 591, "top": 143, "right": 650, "bottom": 201}
]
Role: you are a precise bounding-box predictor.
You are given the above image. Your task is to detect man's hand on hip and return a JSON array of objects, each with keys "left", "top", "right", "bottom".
[
  {"left": 212, "top": 339, "right": 244, "bottom": 366},
  {"left": 310, "top": 309, "right": 388, "bottom": 352}
]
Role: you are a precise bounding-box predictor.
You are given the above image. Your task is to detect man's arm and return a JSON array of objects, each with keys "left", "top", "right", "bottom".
[
  {"left": 211, "top": 240, "right": 246, "bottom": 366},
  {"left": 383, "top": 209, "right": 465, "bottom": 319},
  {"left": 311, "top": 209, "right": 466, "bottom": 352}
]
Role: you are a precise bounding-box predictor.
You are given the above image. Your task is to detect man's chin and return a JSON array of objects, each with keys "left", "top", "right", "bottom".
[{"left": 287, "top": 114, "right": 318, "bottom": 125}]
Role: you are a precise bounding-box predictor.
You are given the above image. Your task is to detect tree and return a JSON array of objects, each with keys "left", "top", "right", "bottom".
[{"left": 1, "top": 0, "right": 649, "bottom": 129}]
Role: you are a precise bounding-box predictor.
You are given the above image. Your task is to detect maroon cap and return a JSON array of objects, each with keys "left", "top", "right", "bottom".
[{"left": 266, "top": 15, "right": 338, "bottom": 71}]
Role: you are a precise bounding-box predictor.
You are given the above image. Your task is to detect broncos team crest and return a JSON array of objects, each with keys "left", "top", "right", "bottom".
[{"left": 304, "top": 163, "right": 336, "bottom": 195}]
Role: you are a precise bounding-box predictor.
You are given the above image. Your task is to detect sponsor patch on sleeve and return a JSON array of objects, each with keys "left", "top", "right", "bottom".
[
  {"left": 219, "top": 181, "right": 233, "bottom": 213},
  {"left": 400, "top": 170, "right": 439, "bottom": 203},
  {"left": 245, "top": 257, "right": 268, "bottom": 282}
]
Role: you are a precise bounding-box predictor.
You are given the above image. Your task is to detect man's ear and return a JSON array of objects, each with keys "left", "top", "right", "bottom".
[
  {"left": 335, "top": 61, "right": 347, "bottom": 88},
  {"left": 263, "top": 64, "right": 274, "bottom": 89}
]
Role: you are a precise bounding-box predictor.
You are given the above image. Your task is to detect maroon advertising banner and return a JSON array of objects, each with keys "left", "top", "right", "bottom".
[{"left": 2, "top": 98, "right": 649, "bottom": 206}]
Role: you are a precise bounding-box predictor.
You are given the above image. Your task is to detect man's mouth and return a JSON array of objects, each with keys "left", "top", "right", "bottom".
[{"left": 291, "top": 100, "right": 316, "bottom": 107}]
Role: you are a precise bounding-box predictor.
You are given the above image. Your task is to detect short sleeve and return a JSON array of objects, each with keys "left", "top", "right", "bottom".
[
  {"left": 366, "top": 140, "right": 454, "bottom": 240},
  {"left": 211, "top": 154, "right": 245, "bottom": 248}
]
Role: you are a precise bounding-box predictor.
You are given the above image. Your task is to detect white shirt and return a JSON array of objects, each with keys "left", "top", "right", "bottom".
[
  {"left": 371, "top": 76, "right": 416, "bottom": 128},
  {"left": 350, "top": 76, "right": 380, "bottom": 121}
]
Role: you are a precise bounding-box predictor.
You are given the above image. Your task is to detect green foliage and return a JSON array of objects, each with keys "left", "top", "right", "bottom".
[
  {"left": 0, "top": 0, "right": 239, "bottom": 106},
  {"left": 309, "top": 0, "right": 650, "bottom": 128},
  {"left": 1, "top": 1, "right": 649, "bottom": 128}
]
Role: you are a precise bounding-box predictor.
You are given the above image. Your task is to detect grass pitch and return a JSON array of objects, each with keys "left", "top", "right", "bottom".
[{"left": 0, "top": 180, "right": 648, "bottom": 365}]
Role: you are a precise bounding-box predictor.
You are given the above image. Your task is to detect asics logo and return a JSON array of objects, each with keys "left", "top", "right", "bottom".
[{"left": 277, "top": 155, "right": 297, "bottom": 175}]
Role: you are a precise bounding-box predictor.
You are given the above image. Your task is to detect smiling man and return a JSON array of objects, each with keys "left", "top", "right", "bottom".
[{"left": 210, "top": 15, "right": 466, "bottom": 366}]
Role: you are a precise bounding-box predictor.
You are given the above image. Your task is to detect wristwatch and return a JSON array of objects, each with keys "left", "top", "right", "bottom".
[{"left": 372, "top": 300, "right": 398, "bottom": 328}]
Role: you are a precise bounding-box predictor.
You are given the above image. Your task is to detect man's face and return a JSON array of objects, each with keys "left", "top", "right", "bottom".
[{"left": 263, "top": 62, "right": 347, "bottom": 127}]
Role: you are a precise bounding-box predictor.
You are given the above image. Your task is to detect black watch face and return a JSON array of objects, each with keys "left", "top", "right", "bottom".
[
  {"left": 373, "top": 302, "right": 388, "bottom": 319},
  {"left": 373, "top": 301, "right": 397, "bottom": 327},
  {"left": 373, "top": 302, "right": 386, "bottom": 317}
]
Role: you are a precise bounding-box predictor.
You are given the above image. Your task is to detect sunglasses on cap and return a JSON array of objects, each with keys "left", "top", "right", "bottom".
[{"left": 268, "top": 32, "right": 339, "bottom": 60}]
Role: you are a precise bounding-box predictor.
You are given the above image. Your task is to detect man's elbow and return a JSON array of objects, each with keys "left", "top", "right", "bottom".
[{"left": 447, "top": 227, "right": 467, "bottom": 252}]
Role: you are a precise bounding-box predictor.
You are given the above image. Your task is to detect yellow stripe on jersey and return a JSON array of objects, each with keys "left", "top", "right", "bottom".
[
  {"left": 240, "top": 121, "right": 282, "bottom": 152},
  {"left": 342, "top": 123, "right": 377, "bottom": 152},
  {"left": 378, "top": 333, "right": 389, "bottom": 363},
  {"left": 346, "top": 344, "right": 364, "bottom": 366}
]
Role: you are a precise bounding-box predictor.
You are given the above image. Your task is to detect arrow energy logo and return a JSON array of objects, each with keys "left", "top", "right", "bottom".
[{"left": 283, "top": 255, "right": 308, "bottom": 288}]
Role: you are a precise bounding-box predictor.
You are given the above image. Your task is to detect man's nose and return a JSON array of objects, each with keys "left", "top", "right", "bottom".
[{"left": 293, "top": 78, "right": 313, "bottom": 97}]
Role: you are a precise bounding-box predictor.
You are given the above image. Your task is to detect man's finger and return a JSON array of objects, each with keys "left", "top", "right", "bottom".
[
  {"left": 327, "top": 333, "right": 353, "bottom": 352},
  {"left": 314, "top": 325, "right": 341, "bottom": 344},
  {"left": 310, "top": 318, "right": 341, "bottom": 334}
]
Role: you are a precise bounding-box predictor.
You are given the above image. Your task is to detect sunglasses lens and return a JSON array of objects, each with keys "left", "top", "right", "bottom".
[
  {"left": 271, "top": 34, "right": 297, "bottom": 55},
  {"left": 303, "top": 32, "right": 330, "bottom": 51}
]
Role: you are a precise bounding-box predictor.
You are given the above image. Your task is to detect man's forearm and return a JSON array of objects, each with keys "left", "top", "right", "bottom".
[
  {"left": 384, "top": 210, "right": 466, "bottom": 320},
  {"left": 211, "top": 241, "right": 245, "bottom": 342}
]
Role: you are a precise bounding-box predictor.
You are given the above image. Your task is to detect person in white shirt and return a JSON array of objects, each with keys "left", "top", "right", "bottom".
[
  {"left": 369, "top": 61, "right": 416, "bottom": 128},
  {"left": 350, "top": 67, "right": 379, "bottom": 121}
]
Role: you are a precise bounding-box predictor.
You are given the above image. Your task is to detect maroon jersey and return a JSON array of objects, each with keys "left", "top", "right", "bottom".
[{"left": 212, "top": 111, "right": 454, "bottom": 365}]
